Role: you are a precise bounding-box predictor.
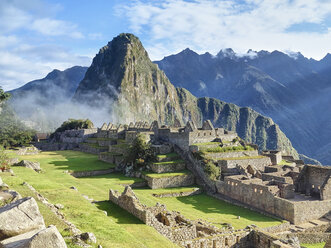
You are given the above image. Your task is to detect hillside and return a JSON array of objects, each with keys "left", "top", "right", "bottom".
[{"left": 155, "top": 49, "right": 331, "bottom": 164}]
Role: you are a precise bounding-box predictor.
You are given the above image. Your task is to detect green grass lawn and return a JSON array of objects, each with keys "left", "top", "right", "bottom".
[
  {"left": 217, "top": 156, "right": 265, "bottom": 161},
  {"left": 153, "top": 159, "right": 185, "bottom": 165},
  {"left": 142, "top": 170, "right": 191, "bottom": 178},
  {"left": 301, "top": 242, "right": 326, "bottom": 248},
  {"left": 156, "top": 153, "right": 180, "bottom": 159},
  {"left": 193, "top": 142, "right": 221, "bottom": 146},
  {"left": 1, "top": 150, "right": 284, "bottom": 247}
]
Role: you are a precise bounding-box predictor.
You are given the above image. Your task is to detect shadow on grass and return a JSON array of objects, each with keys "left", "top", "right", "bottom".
[
  {"left": 94, "top": 201, "right": 143, "bottom": 225},
  {"left": 177, "top": 193, "right": 279, "bottom": 223},
  {"left": 45, "top": 151, "right": 116, "bottom": 172}
]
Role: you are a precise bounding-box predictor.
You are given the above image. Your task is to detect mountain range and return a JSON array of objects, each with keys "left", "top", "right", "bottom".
[
  {"left": 155, "top": 48, "right": 331, "bottom": 165},
  {"left": 9, "top": 33, "right": 325, "bottom": 162}
]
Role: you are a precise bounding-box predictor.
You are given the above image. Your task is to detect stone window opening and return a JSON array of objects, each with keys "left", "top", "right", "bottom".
[
  {"left": 187, "top": 244, "right": 191, "bottom": 248},
  {"left": 318, "top": 186, "right": 321, "bottom": 190},
  {"left": 225, "top": 237, "right": 229, "bottom": 246},
  {"left": 236, "top": 236, "right": 240, "bottom": 243},
  {"left": 200, "top": 242, "right": 204, "bottom": 248},
  {"left": 204, "top": 132, "right": 206, "bottom": 136},
  {"left": 210, "top": 132, "right": 212, "bottom": 135},
  {"left": 312, "top": 185, "right": 315, "bottom": 189},
  {"left": 254, "top": 188, "right": 257, "bottom": 193},
  {"left": 213, "top": 240, "right": 217, "bottom": 248},
  {"left": 228, "top": 181, "right": 230, "bottom": 185},
  {"left": 260, "top": 189, "right": 263, "bottom": 194},
  {"left": 268, "top": 239, "right": 271, "bottom": 247},
  {"left": 257, "top": 235, "right": 260, "bottom": 243},
  {"left": 231, "top": 182, "right": 234, "bottom": 186},
  {"left": 198, "top": 133, "right": 200, "bottom": 137}
]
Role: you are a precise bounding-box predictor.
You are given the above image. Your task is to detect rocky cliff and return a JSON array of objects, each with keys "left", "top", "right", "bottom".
[{"left": 73, "top": 33, "right": 298, "bottom": 157}]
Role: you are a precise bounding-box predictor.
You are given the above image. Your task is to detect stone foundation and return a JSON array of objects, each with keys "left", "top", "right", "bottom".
[
  {"left": 150, "top": 162, "right": 186, "bottom": 173},
  {"left": 143, "top": 174, "right": 195, "bottom": 189}
]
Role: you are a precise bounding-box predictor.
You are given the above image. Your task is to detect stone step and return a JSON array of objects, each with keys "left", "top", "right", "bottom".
[
  {"left": 142, "top": 171, "right": 195, "bottom": 189},
  {"left": 150, "top": 160, "right": 186, "bottom": 173},
  {"left": 156, "top": 153, "right": 181, "bottom": 162}
]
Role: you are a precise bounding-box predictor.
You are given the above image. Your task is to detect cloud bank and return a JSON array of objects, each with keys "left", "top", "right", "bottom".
[{"left": 117, "top": 0, "right": 331, "bottom": 60}]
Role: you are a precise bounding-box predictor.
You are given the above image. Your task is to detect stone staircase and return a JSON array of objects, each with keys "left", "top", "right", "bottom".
[{"left": 142, "top": 152, "right": 195, "bottom": 189}]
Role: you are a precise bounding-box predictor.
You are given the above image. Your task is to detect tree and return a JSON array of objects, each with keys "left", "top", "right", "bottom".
[
  {"left": 0, "top": 87, "right": 10, "bottom": 103},
  {"left": 0, "top": 89, "right": 34, "bottom": 148},
  {"left": 125, "top": 134, "right": 154, "bottom": 169}
]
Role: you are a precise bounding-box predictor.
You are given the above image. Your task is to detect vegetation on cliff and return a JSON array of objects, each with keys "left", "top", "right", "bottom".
[
  {"left": 0, "top": 88, "right": 35, "bottom": 148},
  {"left": 53, "top": 119, "right": 94, "bottom": 133}
]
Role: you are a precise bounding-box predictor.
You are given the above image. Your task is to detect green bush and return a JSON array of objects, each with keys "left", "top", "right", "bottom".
[
  {"left": 204, "top": 161, "right": 220, "bottom": 181},
  {"left": 0, "top": 146, "right": 9, "bottom": 171},
  {"left": 0, "top": 91, "right": 35, "bottom": 148},
  {"left": 125, "top": 134, "right": 155, "bottom": 169},
  {"left": 54, "top": 119, "right": 94, "bottom": 133}
]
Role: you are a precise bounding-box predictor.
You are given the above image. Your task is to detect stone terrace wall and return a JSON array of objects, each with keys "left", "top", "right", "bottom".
[
  {"left": 207, "top": 150, "right": 259, "bottom": 160},
  {"left": 150, "top": 162, "right": 186, "bottom": 173},
  {"left": 179, "top": 231, "right": 251, "bottom": 248},
  {"left": 216, "top": 177, "right": 297, "bottom": 223},
  {"left": 144, "top": 174, "right": 195, "bottom": 189},
  {"left": 293, "top": 199, "right": 331, "bottom": 224},
  {"left": 219, "top": 156, "right": 271, "bottom": 172},
  {"left": 251, "top": 230, "right": 294, "bottom": 248}
]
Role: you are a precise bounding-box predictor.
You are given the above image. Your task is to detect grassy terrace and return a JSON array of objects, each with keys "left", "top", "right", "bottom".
[
  {"left": 87, "top": 137, "right": 114, "bottom": 141},
  {"left": 218, "top": 155, "right": 266, "bottom": 161},
  {"left": 2, "top": 151, "right": 285, "bottom": 247},
  {"left": 153, "top": 159, "right": 185, "bottom": 165},
  {"left": 142, "top": 170, "right": 191, "bottom": 178},
  {"left": 301, "top": 243, "right": 326, "bottom": 248},
  {"left": 202, "top": 145, "right": 255, "bottom": 153},
  {"left": 82, "top": 143, "right": 108, "bottom": 149},
  {"left": 156, "top": 153, "right": 180, "bottom": 159},
  {"left": 194, "top": 142, "right": 221, "bottom": 146},
  {"left": 278, "top": 159, "right": 294, "bottom": 166}
]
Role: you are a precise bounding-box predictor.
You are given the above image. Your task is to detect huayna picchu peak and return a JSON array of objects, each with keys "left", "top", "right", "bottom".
[{"left": 71, "top": 33, "right": 298, "bottom": 158}]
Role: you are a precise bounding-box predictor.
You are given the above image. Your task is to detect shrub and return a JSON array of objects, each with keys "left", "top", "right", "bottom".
[
  {"left": 0, "top": 146, "right": 9, "bottom": 172},
  {"left": 54, "top": 119, "right": 94, "bottom": 133},
  {"left": 204, "top": 161, "right": 220, "bottom": 181},
  {"left": 0, "top": 94, "right": 35, "bottom": 148},
  {"left": 125, "top": 134, "right": 155, "bottom": 169}
]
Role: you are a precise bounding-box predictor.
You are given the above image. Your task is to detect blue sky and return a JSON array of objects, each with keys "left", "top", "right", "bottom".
[{"left": 1, "top": 0, "right": 331, "bottom": 90}]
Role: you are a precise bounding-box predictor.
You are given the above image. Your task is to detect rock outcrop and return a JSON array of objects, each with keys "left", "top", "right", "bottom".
[
  {"left": 0, "top": 225, "right": 67, "bottom": 248},
  {"left": 14, "top": 160, "right": 41, "bottom": 172},
  {"left": 0, "top": 197, "right": 45, "bottom": 240}
]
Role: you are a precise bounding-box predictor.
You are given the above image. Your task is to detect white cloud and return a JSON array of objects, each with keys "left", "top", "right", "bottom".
[
  {"left": 0, "top": 42, "right": 92, "bottom": 91},
  {"left": 30, "top": 18, "right": 84, "bottom": 39},
  {"left": 0, "top": 0, "right": 90, "bottom": 91},
  {"left": 118, "top": 0, "right": 331, "bottom": 60}
]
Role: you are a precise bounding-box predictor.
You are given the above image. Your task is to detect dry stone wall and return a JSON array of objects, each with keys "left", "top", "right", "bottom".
[{"left": 144, "top": 174, "right": 195, "bottom": 189}]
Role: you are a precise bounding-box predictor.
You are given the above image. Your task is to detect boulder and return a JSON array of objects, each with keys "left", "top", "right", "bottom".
[
  {"left": 0, "top": 191, "right": 21, "bottom": 207},
  {"left": 0, "top": 225, "right": 67, "bottom": 248},
  {"left": 6, "top": 158, "right": 19, "bottom": 166},
  {"left": 0, "top": 197, "right": 45, "bottom": 240},
  {"left": 14, "top": 160, "right": 41, "bottom": 172},
  {"left": 79, "top": 232, "right": 97, "bottom": 244}
]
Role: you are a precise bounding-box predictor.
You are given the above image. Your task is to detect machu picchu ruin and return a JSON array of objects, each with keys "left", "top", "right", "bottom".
[
  {"left": 27, "top": 119, "right": 331, "bottom": 247},
  {"left": 1, "top": 6, "right": 331, "bottom": 247}
]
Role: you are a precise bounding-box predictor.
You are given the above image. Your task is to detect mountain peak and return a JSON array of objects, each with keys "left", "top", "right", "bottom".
[{"left": 217, "top": 48, "right": 236, "bottom": 59}]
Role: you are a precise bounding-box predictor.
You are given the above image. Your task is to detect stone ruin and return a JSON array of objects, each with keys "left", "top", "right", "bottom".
[{"left": 109, "top": 186, "right": 299, "bottom": 248}]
